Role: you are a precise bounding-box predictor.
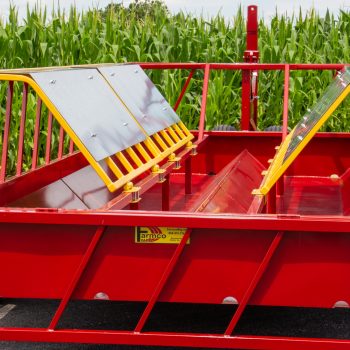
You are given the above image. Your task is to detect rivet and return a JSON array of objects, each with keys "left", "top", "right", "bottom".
[
  {"left": 222, "top": 296, "right": 238, "bottom": 305},
  {"left": 49, "top": 79, "right": 56, "bottom": 84},
  {"left": 123, "top": 122, "right": 128, "bottom": 126},
  {"left": 94, "top": 292, "right": 109, "bottom": 300},
  {"left": 88, "top": 75, "right": 93, "bottom": 80},
  {"left": 134, "top": 69, "right": 138, "bottom": 73},
  {"left": 163, "top": 107, "right": 168, "bottom": 111},
  {"left": 90, "top": 132, "right": 97, "bottom": 138},
  {"left": 110, "top": 72, "right": 115, "bottom": 76}
]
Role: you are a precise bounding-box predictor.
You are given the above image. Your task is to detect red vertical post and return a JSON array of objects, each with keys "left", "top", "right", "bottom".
[
  {"left": 241, "top": 70, "right": 251, "bottom": 131},
  {"left": 241, "top": 5, "right": 259, "bottom": 131},
  {"left": 31, "top": 98, "right": 42, "bottom": 170},
  {"left": 162, "top": 175, "right": 170, "bottom": 211},
  {"left": 58, "top": 126, "right": 65, "bottom": 160},
  {"left": 246, "top": 5, "right": 258, "bottom": 52},
  {"left": 16, "top": 83, "right": 28, "bottom": 176},
  {"left": 282, "top": 64, "right": 290, "bottom": 141},
  {"left": 267, "top": 183, "right": 277, "bottom": 214},
  {"left": 69, "top": 139, "right": 74, "bottom": 154},
  {"left": 0, "top": 82, "right": 13, "bottom": 182},
  {"left": 277, "top": 64, "right": 290, "bottom": 197},
  {"left": 45, "top": 112, "right": 53, "bottom": 165},
  {"left": 198, "top": 64, "right": 210, "bottom": 141}
]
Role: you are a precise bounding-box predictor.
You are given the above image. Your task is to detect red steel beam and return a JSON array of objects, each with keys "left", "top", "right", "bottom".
[
  {"left": 2, "top": 210, "right": 350, "bottom": 233},
  {"left": 140, "top": 63, "right": 346, "bottom": 71},
  {"left": 48, "top": 226, "right": 105, "bottom": 330},
  {"left": 211, "top": 63, "right": 346, "bottom": 71},
  {"left": 134, "top": 229, "right": 191, "bottom": 332},
  {"left": 225, "top": 231, "right": 284, "bottom": 335},
  {"left": 173, "top": 69, "right": 196, "bottom": 112},
  {"left": 1, "top": 328, "right": 350, "bottom": 349},
  {"left": 246, "top": 5, "right": 258, "bottom": 52},
  {"left": 241, "top": 69, "right": 251, "bottom": 130},
  {"left": 282, "top": 65, "right": 290, "bottom": 140}
]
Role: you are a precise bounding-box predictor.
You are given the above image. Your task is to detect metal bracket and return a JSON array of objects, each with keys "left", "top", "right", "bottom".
[{"left": 123, "top": 182, "right": 141, "bottom": 203}]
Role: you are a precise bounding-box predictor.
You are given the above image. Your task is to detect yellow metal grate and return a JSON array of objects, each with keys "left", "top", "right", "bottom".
[{"left": 0, "top": 65, "right": 194, "bottom": 193}]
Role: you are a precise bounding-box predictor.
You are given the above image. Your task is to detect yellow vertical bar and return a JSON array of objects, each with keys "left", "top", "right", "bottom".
[
  {"left": 135, "top": 143, "right": 152, "bottom": 162},
  {"left": 161, "top": 130, "right": 175, "bottom": 146},
  {"left": 153, "top": 133, "right": 168, "bottom": 151},
  {"left": 116, "top": 151, "right": 134, "bottom": 172},
  {"left": 173, "top": 123, "right": 186, "bottom": 139},
  {"left": 144, "top": 138, "right": 161, "bottom": 157},
  {"left": 126, "top": 147, "right": 143, "bottom": 167},
  {"left": 105, "top": 157, "right": 124, "bottom": 179},
  {"left": 167, "top": 126, "right": 180, "bottom": 142},
  {"left": 178, "top": 121, "right": 191, "bottom": 136}
]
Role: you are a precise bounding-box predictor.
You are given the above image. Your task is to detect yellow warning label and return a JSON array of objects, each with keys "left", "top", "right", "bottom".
[{"left": 135, "top": 227, "right": 189, "bottom": 244}]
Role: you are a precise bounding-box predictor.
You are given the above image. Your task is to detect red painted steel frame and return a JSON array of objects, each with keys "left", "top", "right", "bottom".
[
  {"left": 2, "top": 329, "right": 350, "bottom": 350},
  {"left": 0, "top": 30, "right": 350, "bottom": 350}
]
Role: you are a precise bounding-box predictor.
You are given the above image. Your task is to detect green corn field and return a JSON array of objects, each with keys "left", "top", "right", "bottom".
[{"left": 1, "top": 2, "right": 350, "bottom": 175}]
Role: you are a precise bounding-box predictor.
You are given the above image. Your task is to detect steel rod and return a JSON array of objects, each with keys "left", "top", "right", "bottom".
[
  {"left": 48, "top": 226, "right": 105, "bottom": 330},
  {"left": 16, "top": 83, "right": 28, "bottom": 176},
  {"left": 225, "top": 231, "right": 284, "bottom": 335},
  {"left": 45, "top": 112, "right": 53, "bottom": 165},
  {"left": 173, "top": 69, "right": 195, "bottom": 112},
  {"left": 31, "top": 98, "right": 42, "bottom": 170},
  {"left": 282, "top": 64, "right": 290, "bottom": 141},
  {"left": 58, "top": 126, "right": 64, "bottom": 160},
  {"left": 134, "top": 229, "right": 191, "bottom": 333}
]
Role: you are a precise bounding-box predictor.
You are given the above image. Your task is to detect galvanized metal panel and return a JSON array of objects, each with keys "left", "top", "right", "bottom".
[
  {"left": 98, "top": 65, "right": 180, "bottom": 135},
  {"left": 31, "top": 69, "right": 146, "bottom": 161}
]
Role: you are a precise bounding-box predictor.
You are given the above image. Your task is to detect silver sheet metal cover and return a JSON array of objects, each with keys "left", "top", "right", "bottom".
[
  {"left": 31, "top": 68, "right": 146, "bottom": 161},
  {"left": 98, "top": 65, "right": 180, "bottom": 135}
]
